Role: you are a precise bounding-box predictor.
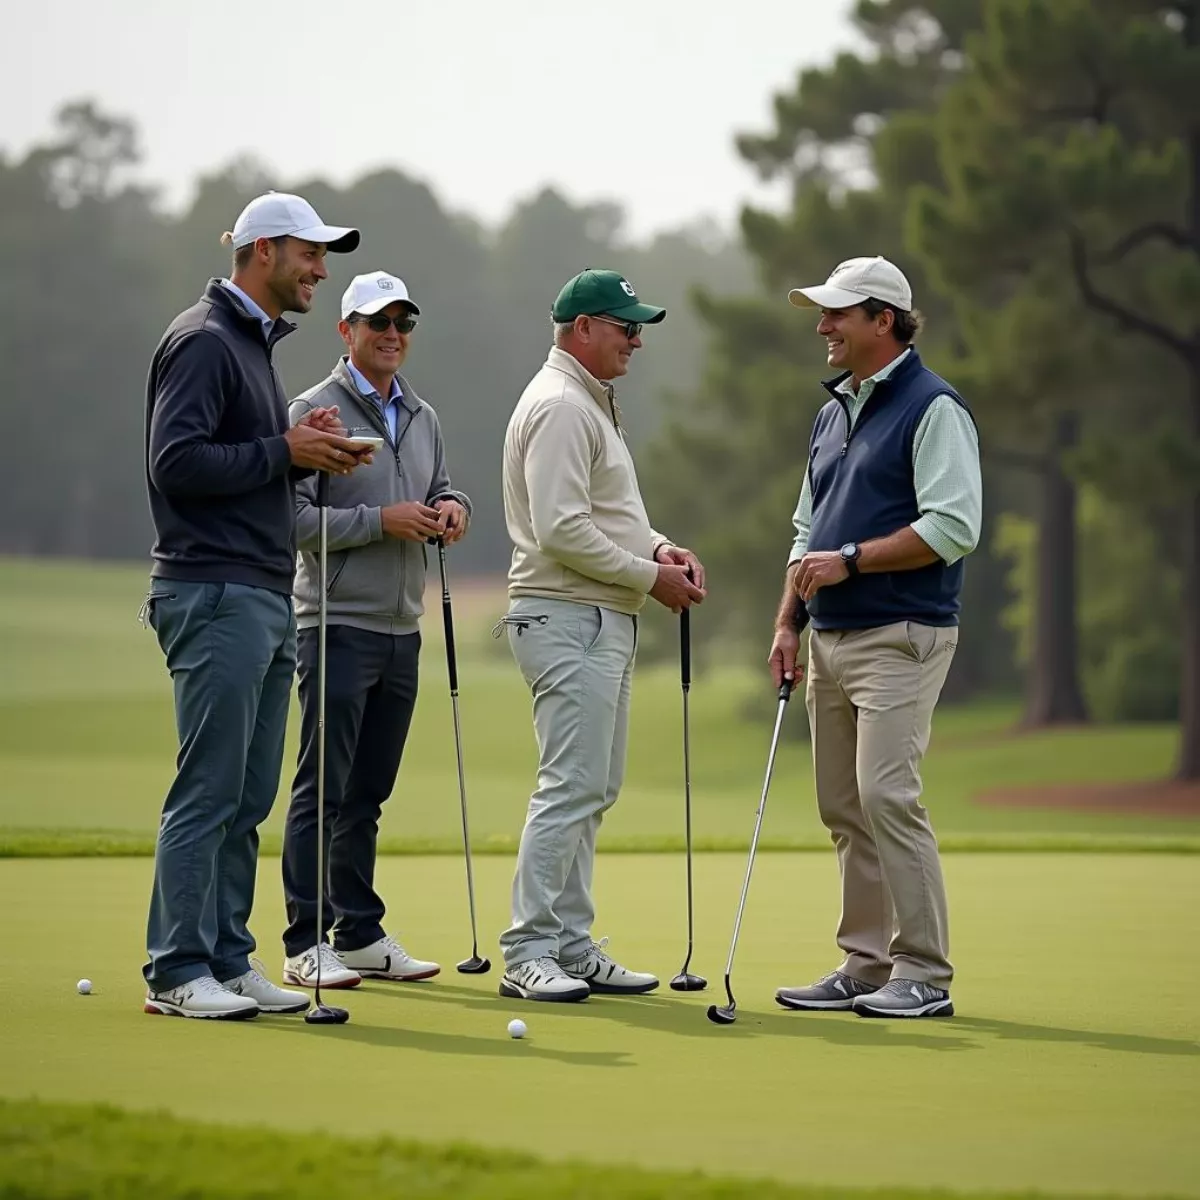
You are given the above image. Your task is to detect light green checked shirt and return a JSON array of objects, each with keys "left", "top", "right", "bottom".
[{"left": 788, "top": 348, "right": 982, "bottom": 566}]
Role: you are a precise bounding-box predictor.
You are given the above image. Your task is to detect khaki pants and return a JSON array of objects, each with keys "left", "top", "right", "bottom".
[{"left": 805, "top": 620, "right": 958, "bottom": 989}]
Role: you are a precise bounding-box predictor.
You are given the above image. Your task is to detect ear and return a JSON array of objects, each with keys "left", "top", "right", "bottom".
[
  {"left": 575, "top": 315, "right": 591, "bottom": 342},
  {"left": 255, "top": 236, "right": 277, "bottom": 266},
  {"left": 874, "top": 307, "right": 895, "bottom": 337},
  {"left": 337, "top": 319, "right": 353, "bottom": 348}
]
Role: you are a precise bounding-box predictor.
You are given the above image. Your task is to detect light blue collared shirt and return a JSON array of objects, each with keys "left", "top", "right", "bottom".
[
  {"left": 345, "top": 358, "right": 403, "bottom": 443},
  {"left": 219, "top": 279, "right": 275, "bottom": 338}
]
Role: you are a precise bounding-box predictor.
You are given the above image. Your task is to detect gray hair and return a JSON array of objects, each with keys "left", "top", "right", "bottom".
[{"left": 552, "top": 319, "right": 577, "bottom": 347}]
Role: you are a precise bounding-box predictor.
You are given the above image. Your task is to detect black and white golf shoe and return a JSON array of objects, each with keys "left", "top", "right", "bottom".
[{"left": 499, "top": 956, "right": 590, "bottom": 1002}]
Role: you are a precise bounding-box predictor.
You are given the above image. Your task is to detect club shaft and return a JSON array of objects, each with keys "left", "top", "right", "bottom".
[
  {"left": 720, "top": 694, "right": 790, "bottom": 980},
  {"left": 438, "top": 542, "right": 480, "bottom": 952},
  {"left": 682, "top": 685, "right": 694, "bottom": 958},
  {"left": 315, "top": 473, "right": 329, "bottom": 1002}
]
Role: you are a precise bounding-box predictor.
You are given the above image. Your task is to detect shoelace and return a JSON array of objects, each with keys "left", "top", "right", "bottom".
[
  {"left": 190, "top": 975, "right": 233, "bottom": 999},
  {"left": 316, "top": 943, "right": 344, "bottom": 973},
  {"left": 378, "top": 935, "right": 410, "bottom": 961}
]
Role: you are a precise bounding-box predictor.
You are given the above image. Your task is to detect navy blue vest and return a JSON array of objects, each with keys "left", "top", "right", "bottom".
[{"left": 805, "top": 349, "right": 972, "bottom": 630}]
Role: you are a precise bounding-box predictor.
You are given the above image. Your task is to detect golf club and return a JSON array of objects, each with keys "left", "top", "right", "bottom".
[
  {"left": 435, "top": 537, "right": 492, "bottom": 975},
  {"left": 707, "top": 625, "right": 806, "bottom": 1026},
  {"left": 669, "top": 594, "right": 706, "bottom": 992},
  {"left": 305, "top": 471, "right": 350, "bottom": 1026}
]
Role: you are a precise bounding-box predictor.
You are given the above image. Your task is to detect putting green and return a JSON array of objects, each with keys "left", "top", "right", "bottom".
[{"left": 2, "top": 853, "right": 1197, "bottom": 1198}]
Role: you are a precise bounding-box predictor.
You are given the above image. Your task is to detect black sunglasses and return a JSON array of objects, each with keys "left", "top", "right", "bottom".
[
  {"left": 589, "top": 314, "right": 643, "bottom": 340},
  {"left": 352, "top": 313, "right": 418, "bottom": 334}
]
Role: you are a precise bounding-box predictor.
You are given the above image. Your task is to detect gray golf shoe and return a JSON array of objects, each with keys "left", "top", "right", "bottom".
[
  {"left": 852, "top": 978, "right": 954, "bottom": 1018},
  {"left": 775, "top": 970, "right": 880, "bottom": 1011}
]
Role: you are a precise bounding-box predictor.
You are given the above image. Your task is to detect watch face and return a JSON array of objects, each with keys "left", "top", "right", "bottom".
[{"left": 841, "top": 543, "right": 857, "bottom": 558}]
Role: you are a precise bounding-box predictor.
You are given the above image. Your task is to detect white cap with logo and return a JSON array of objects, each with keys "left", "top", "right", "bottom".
[
  {"left": 340, "top": 271, "right": 421, "bottom": 319},
  {"left": 222, "top": 192, "right": 360, "bottom": 253},
  {"left": 788, "top": 256, "right": 913, "bottom": 312}
]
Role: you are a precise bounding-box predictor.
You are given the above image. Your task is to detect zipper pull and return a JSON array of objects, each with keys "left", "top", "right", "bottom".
[{"left": 840, "top": 440, "right": 849, "bottom": 458}]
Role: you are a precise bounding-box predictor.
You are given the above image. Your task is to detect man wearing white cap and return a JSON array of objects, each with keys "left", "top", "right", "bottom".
[
  {"left": 280, "top": 271, "right": 472, "bottom": 989},
  {"left": 769, "top": 256, "right": 982, "bottom": 1019},
  {"left": 142, "top": 192, "right": 366, "bottom": 1020}
]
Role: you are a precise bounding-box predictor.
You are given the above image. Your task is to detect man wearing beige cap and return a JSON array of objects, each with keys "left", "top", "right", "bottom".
[
  {"left": 769, "top": 256, "right": 981, "bottom": 1018},
  {"left": 497, "top": 269, "right": 706, "bottom": 1002},
  {"left": 281, "top": 270, "right": 471, "bottom": 991},
  {"left": 142, "top": 191, "right": 366, "bottom": 1020}
]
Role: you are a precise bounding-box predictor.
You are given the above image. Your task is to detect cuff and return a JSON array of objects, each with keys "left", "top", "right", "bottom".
[{"left": 910, "top": 517, "right": 962, "bottom": 565}]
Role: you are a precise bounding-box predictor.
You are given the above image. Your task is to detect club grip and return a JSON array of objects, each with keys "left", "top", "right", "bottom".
[
  {"left": 680, "top": 607, "right": 691, "bottom": 688},
  {"left": 317, "top": 472, "right": 330, "bottom": 507},
  {"left": 438, "top": 540, "right": 458, "bottom": 692}
]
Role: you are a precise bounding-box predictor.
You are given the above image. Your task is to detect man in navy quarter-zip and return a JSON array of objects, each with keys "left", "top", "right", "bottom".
[
  {"left": 768, "top": 257, "right": 982, "bottom": 1019},
  {"left": 142, "top": 192, "right": 366, "bottom": 1020},
  {"left": 281, "top": 271, "right": 472, "bottom": 990}
]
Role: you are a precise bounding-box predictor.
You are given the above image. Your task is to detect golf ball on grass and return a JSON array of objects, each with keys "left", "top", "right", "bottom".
[
  {"left": 507, "top": 1018, "right": 527, "bottom": 1039},
  {"left": 77, "top": 979, "right": 92, "bottom": 995}
]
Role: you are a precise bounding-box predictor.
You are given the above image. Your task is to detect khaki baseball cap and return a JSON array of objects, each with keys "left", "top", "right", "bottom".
[{"left": 788, "top": 256, "right": 912, "bottom": 312}]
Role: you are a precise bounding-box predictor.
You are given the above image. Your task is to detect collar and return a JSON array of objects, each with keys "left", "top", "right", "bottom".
[
  {"left": 219, "top": 279, "right": 275, "bottom": 334},
  {"left": 823, "top": 346, "right": 920, "bottom": 400},
  {"left": 545, "top": 346, "right": 618, "bottom": 413},
  {"left": 205, "top": 279, "right": 295, "bottom": 347},
  {"left": 345, "top": 357, "right": 403, "bottom": 403}
]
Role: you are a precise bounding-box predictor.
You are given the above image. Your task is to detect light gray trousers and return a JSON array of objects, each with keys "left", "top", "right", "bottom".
[{"left": 499, "top": 597, "right": 636, "bottom": 967}]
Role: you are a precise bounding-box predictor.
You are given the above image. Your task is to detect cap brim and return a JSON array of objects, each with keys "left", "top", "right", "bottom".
[
  {"left": 788, "top": 285, "right": 874, "bottom": 309},
  {"left": 292, "top": 224, "right": 361, "bottom": 254},
  {"left": 606, "top": 301, "right": 666, "bottom": 324},
  {"left": 352, "top": 295, "right": 420, "bottom": 317}
]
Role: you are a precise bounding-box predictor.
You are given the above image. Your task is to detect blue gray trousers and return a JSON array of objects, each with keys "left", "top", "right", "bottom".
[
  {"left": 499, "top": 597, "right": 637, "bottom": 967},
  {"left": 142, "top": 580, "right": 295, "bottom": 992}
]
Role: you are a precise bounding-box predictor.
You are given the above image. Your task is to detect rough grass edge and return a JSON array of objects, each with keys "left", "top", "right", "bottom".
[
  {"left": 3, "top": 828, "right": 1199, "bottom": 859},
  {"left": 0, "top": 1097, "right": 1185, "bottom": 1200}
]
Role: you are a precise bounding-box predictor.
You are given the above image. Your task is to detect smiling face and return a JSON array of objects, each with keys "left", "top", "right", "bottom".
[
  {"left": 264, "top": 236, "right": 329, "bottom": 315},
  {"left": 567, "top": 313, "right": 644, "bottom": 381},
  {"left": 339, "top": 301, "right": 414, "bottom": 383},
  {"left": 816, "top": 303, "right": 896, "bottom": 378}
]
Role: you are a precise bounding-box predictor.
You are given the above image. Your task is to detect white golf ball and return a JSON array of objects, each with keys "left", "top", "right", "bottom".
[
  {"left": 77, "top": 979, "right": 92, "bottom": 995},
  {"left": 507, "top": 1018, "right": 527, "bottom": 1039}
]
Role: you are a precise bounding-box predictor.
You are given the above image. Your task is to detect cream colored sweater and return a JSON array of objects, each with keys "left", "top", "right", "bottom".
[{"left": 503, "top": 347, "right": 671, "bottom": 615}]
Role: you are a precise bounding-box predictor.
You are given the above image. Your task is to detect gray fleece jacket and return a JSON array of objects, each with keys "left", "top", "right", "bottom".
[{"left": 290, "top": 357, "right": 472, "bottom": 634}]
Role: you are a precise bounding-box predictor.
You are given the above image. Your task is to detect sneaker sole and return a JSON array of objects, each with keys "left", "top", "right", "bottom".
[
  {"left": 252, "top": 999, "right": 311, "bottom": 1014},
  {"left": 352, "top": 966, "right": 441, "bottom": 982},
  {"left": 775, "top": 993, "right": 865, "bottom": 1011},
  {"left": 282, "top": 973, "right": 361, "bottom": 990},
  {"left": 498, "top": 979, "right": 590, "bottom": 1003},
  {"left": 573, "top": 979, "right": 659, "bottom": 995},
  {"left": 853, "top": 999, "right": 954, "bottom": 1018},
  {"left": 143, "top": 1000, "right": 259, "bottom": 1020}
]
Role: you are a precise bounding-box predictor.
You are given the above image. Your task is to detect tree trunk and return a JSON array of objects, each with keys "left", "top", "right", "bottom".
[
  {"left": 1023, "top": 412, "right": 1089, "bottom": 726},
  {"left": 1177, "top": 375, "right": 1200, "bottom": 780}
]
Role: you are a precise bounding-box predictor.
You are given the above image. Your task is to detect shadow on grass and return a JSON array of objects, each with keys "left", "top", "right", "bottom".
[
  {"left": 250, "top": 1004, "right": 634, "bottom": 1068},
  {"left": 363, "top": 982, "right": 1200, "bottom": 1058}
]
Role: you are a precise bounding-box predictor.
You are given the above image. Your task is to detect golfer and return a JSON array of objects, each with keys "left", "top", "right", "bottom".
[
  {"left": 142, "top": 193, "right": 365, "bottom": 1019},
  {"left": 497, "top": 269, "right": 706, "bottom": 1002},
  {"left": 769, "top": 256, "right": 982, "bottom": 1018},
  {"left": 281, "top": 270, "right": 471, "bottom": 991}
]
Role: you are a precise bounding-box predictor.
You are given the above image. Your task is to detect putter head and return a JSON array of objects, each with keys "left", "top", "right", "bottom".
[
  {"left": 669, "top": 972, "right": 708, "bottom": 992},
  {"left": 706, "top": 1002, "right": 737, "bottom": 1025},
  {"left": 456, "top": 954, "right": 492, "bottom": 975},
  {"left": 304, "top": 1003, "right": 350, "bottom": 1025}
]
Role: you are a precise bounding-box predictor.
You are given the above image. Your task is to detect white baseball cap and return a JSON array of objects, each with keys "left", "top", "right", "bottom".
[
  {"left": 340, "top": 271, "right": 421, "bottom": 319},
  {"left": 223, "top": 191, "right": 359, "bottom": 253},
  {"left": 788, "top": 256, "right": 913, "bottom": 312}
]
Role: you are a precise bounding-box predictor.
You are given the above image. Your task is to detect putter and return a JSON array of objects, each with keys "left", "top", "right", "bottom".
[
  {"left": 435, "top": 537, "right": 491, "bottom": 975},
  {"left": 306, "top": 471, "right": 350, "bottom": 1026},
  {"left": 707, "top": 625, "right": 806, "bottom": 1026},
  {"left": 669, "top": 596, "right": 706, "bottom": 992}
]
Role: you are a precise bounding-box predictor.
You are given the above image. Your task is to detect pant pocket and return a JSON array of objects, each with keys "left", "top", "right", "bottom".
[
  {"left": 903, "top": 621, "right": 938, "bottom": 664},
  {"left": 579, "top": 606, "right": 603, "bottom": 654}
]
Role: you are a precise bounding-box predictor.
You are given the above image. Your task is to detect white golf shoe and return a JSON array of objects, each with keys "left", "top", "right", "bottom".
[
  {"left": 282, "top": 943, "right": 362, "bottom": 990},
  {"left": 144, "top": 974, "right": 259, "bottom": 1020},
  {"left": 560, "top": 938, "right": 659, "bottom": 995},
  {"left": 499, "top": 956, "right": 590, "bottom": 1003},
  {"left": 220, "top": 963, "right": 309, "bottom": 1014},
  {"left": 335, "top": 935, "right": 440, "bottom": 981}
]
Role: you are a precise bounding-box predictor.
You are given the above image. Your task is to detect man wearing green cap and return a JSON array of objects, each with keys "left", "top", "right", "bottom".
[{"left": 497, "top": 269, "right": 707, "bottom": 1002}]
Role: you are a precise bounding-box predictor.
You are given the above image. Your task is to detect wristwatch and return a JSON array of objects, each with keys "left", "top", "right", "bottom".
[{"left": 840, "top": 542, "right": 861, "bottom": 577}]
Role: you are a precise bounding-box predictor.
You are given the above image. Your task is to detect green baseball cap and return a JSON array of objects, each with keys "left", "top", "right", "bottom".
[{"left": 551, "top": 269, "right": 667, "bottom": 325}]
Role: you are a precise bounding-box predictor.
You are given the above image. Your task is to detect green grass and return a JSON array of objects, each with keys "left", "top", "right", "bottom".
[
  {"left": 2, "top": 556, "right": 1197, "bottom": 855},
  {"left": 1, "top": 1099, "right": 1184, "bottom": 1200},
  {"left": 2, "top": 853, "right": 1197, "bottom": 1198}
]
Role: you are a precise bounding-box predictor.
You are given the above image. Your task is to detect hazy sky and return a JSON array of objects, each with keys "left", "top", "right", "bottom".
[{"left": 4, "top": 1, "right": 861, "bottom": 239}]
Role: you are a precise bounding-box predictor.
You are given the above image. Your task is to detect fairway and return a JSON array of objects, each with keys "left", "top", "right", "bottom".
[
  {"left": 3, "top": 557, "right": 1198, "bottom": 854},
  {"left": 3, "top": 852, "right": 1197, "bottom": 1198}
]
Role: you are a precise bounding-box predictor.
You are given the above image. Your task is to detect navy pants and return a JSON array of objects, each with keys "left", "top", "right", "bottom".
[
  {"left": 143, "top": 580, "right": 295, "bottom": 992},
  {"left": 281, "top": 626, "right": 420, "bottom": 956}
]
